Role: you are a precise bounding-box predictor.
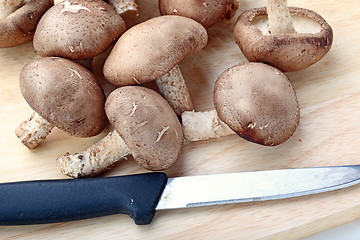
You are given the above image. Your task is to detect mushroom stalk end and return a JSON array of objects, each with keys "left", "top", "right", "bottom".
[
  {"left": 57, "top": 130, "right": 131, "bottom": 178},
  {"left": 108, "top": 0, "right": 138, "bottom": 17},
  {"left": 15, "top": 112, "right": 54, "bottom": 149}
]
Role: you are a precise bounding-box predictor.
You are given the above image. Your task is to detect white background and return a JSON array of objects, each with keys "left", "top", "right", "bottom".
[{"left": 303, "top": 218, "right": 360, "bottom": 240}]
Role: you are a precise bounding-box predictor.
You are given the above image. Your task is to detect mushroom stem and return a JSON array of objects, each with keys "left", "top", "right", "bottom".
[
  {"left": 15, "top": 112, "right": 54, "bottom": 149},
  {"left": 266, "top": 0, "right": 295, "bottom": 34},
  {"left": 182, "top": 110, "right": 234, "bottom": 141},
  {"left": 108, "top": 0, "right": 138, "bottom": 17},
  {"left": 155, "top": 65, "right": 194, "bottom": 116},
  {"left": 57, "top": 129, "right": 131, "bottom": 178},
  {"left": 0, "top": 0, "right": 26, "bottom": 19}
]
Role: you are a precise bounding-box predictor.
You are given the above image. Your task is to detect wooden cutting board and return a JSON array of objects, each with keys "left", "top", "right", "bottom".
[{"left": 1, "top": 0, "right": 359, "bottom": 239}]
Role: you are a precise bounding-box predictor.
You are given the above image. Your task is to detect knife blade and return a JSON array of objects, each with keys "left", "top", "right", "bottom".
[{"left": 1, "top": 165, "right": 359, "bottom": 225}]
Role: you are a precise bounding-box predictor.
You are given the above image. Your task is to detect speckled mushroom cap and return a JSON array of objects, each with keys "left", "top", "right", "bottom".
[
  {"left": 105, "top": 86, "right": 183, "bottom": 171},
  {"left": 0, "top": 0, "right": 53, "bottom": 48},
  {"left": 233, "top": 7, "right": 333, "bottom": 72},
  {"left": 19, "top": 57, "right": 107, "bottom": 137},
  {"left": 214, "top": 62, "right": 300, "bottom": 146},
  {"left": 159, "top": 0, "right": 239, "bottom": 28},
  {"left": 33, "top": 0, "right": 126, "bottom": 59},
  {"left": 103, "top": 15, "right": 208, "bottom": 86}
]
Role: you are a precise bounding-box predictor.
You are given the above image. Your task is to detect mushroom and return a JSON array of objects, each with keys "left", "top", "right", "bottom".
[
  {"left": 182, "top": 62, "right": 300, "bottom": 146},
  {"left": 15, "top": 57, "right": 107, "bottom": 149},
  {"left": 33, "top": 0, "right": 126, "bottom": 60},
  {"left": 57, "top": 86, "right": 183, "bottom": 178},
  {"left": 107, "top": 0, "right": 138, "bottom": 18},
  {"left": 0, "top": 0, "right": 53, "bottom": 48},
  {"left": 233, "top": 0, "right": 333, "bottom": 72},
  {"left": 103, "top": 15, "right": 208, "bottom": 116},
  {"left": 159, "top": 0, "right": 239, "bottom": 28}
]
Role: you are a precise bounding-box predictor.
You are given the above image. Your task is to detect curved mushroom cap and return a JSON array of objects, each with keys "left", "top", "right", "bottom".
[
  {"left": 19, "top": 57, "right": 107, "bottom": 137},
  {"left": 234, "top": 7, "right": 333, "bottom": 72},
  {"left": 103, "top": 15, "right": 207, "bottom": 86},
  {"left": 0, "top": 0, "right": 53, "bottom": 48},
  {"left": 105, "top": 86, "right": 183, "bottom": 170},
  {"left": 33, "top": 0, "right": 126, "bottom": 59},
  {"left": 214, "top": 62, "right": 300, "bottom": 146},
  {"left": 159, "top": 0, "right": 239, "bottom": 28}
]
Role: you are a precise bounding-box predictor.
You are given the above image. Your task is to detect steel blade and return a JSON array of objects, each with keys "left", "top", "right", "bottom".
[{"left": 156, "top": 165, "right": 360, "bottom": 210}]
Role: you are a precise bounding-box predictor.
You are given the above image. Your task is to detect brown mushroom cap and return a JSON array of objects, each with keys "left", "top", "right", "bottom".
[
  {"left": 33, "top": 0, "right": 126, "bottom": 59},
  {"left": 214, "top": 62, "right": 300, "bottom": 146},
  {"left": 103, "top": 15, "right": 207, "bottom": 86},
  {"left": 19, "top": 57, "right": 107, "bottom": 137},
  {"left": 0, "top": 0, "right": 53, "bottom": 48},
  {"left": 105, "top": 86, "right": 183, "bottom": 170},
  {"left": 159, "top": 0, "right": 239, "bottom": 28},
  {"left": 233, "top": 7, "right": 333, "bottom": 72}
]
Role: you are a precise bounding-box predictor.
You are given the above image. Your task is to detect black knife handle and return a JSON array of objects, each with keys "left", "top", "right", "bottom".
[{"left": 0, "top": 172, "right": 168, "bottom": 225}]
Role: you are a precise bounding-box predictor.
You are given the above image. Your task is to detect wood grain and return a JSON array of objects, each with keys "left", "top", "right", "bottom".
[{"left": 1, "top": 0, "right": 360, "bottom": 239}]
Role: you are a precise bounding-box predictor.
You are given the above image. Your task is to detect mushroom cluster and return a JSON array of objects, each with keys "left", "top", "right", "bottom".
[
  {"left": 103, "top": 15, "right": 208, "bottom": 115},
  {"left": 182, "top": 62, "right": 300, "bottom": 146},
  {"left": 14, "top": 0, "right": 130, "bottom": 149},
  {"left": 58, "top": 86, "right": 183, "bottom": 178},
  {"left": 5, "top": 0, "right": 333, "bottom": 177},
  {"left": 182, "top": 0, "right": 333, "bottom": 143}
]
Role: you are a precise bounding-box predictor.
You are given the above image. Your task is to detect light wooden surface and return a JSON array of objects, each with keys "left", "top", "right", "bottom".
[{"left": 1, "top": 0, "right": 360, "bottom": 239}]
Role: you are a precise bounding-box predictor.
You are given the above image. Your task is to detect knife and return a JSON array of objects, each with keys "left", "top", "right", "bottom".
[{"left": 1, "top": 165, "right": 360, "bottom": 225}]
